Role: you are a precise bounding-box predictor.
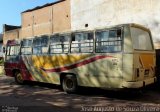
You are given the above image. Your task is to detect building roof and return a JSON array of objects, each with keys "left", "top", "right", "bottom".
[
  {"left": 3, "top": 24, "right": 21, "bottom": 32},
  {"left": 22, "top": 0, "right": 65, "bottom": 13}
]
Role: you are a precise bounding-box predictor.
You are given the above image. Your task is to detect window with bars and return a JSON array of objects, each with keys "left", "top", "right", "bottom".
[
  {"left": 50, "top": 34, "right": 70, "bottom": 54},
  {"left": 33, "top": 35, "right": 49, "bottom": 54},
  {"left": 95, "top": 29, "right": 122, "bottom": 53},
  {"left": 6, "top": 45, "right": 20, "bottom": 62},
  {"left": 21, "top": 39, "right": 32, "bottom": 55},
  {"left": 71, "top": 32, "right": 94, "bottom": 53},
  {"left": 7, "top": 46, "right": 20, "bottom": 56}
]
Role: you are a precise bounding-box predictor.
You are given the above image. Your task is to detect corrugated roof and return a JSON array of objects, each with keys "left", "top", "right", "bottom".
[{"left": 22, "top": 0, "right": 65, "bottom": 13}]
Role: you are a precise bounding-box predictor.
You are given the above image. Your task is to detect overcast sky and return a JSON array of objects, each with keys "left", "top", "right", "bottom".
[{"left": 0, "top": 0, "right": 57, "bottom": 33}]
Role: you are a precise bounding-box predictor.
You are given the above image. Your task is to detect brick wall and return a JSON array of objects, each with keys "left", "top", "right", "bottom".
[
  {"left": 3, "top": 29, "right": 20, "bottom": 45},
  {"left": 21, "top": 0, "right": 71, "bottom": 38}
]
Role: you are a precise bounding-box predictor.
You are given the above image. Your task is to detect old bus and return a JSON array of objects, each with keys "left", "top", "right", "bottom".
[{"left": 4, "top": 23, "right": 156, "bottom": 93}]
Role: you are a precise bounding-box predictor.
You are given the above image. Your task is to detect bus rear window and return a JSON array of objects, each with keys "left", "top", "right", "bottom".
[{"left": 131, "top": 27, "right": 153, "bottom": 51}]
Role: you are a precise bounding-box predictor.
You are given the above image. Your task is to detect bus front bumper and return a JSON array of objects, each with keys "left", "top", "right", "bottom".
[{"left": 121, "top": 77, "right": 157, "bottom": 88}]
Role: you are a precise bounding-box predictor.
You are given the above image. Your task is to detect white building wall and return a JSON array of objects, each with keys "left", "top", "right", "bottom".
[{"left": 71, "top": 0, "right": 160, "bottom": 49}]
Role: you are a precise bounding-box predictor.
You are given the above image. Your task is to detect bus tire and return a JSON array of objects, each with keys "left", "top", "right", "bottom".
[
  {"left": 62, "top": 75, "right": 78, "bottom": 94},
  {"left": 14, "top": 71, "right": 24, "bottom": 85}
]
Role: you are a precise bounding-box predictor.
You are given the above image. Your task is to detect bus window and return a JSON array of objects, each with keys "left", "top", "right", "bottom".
[
  {"left": 71, "top": 32, "right": 93, "bottom": 53},
  {"left": 10, "top": 46, "right": 20, "bottom": 56},
  {"left": 21, "top": 39, "right": 32, "bottom": 55},
  {"left": 50, "top": 34, "right": 70, "bottom": 54},
  {"left": 131, "top": 27, "right": 153, "bottom": 51},
  {"left": 7, "top": 46, "right": 10, "bottom": 56},
  {"left": 96, "top": 29, "right": 122, "bottom": 53},
  {"left": 41, "top": 36, "right": 49, "bottom": 54},
  {"left": 59, "top": 35, "right": 70, "bottom": 53},
  {"left": 33, "top": 38, "right": 41, "bottom": 54},
  {"left": 33, "top": 36, "right": 49, "bottom": 54}
]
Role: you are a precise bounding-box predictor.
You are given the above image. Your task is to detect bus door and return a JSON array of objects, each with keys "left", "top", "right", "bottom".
[{"left": 5, "top": 44, "right": 20, "bottom": 77}]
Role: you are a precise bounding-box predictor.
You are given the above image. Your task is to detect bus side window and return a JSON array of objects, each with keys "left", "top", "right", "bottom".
[
  {"left": 96, "top": 31, "right": 109, "bottom": 52},
  {"left": 50, "top": 34, "right": 70, "bottom": 54},
  {"left": 21, "top": 39, "right": 32, "bottom": 55},
  {"left": 33, "top": 38, "right": 41, "bottom": 54},
  {"left": 50, "top": 35, "right": 60, "bottom": 54},
  {"left": 96, "top": 29, "right": 122, "bottom": 53},
  {"left": 71, "top": 32, "right": 93, "bottom": 53},
  {"left": 59, "top": 35, "right": 70, "bottom": 53},
  {"left": 32, "top": 35, "right": 49, "bottom": 55},
  {"left": 41, "top": 35, "right": 49, "bottom": 54},
  {"left": 108, "top": 29, "right": 122, "bottom": 52}
]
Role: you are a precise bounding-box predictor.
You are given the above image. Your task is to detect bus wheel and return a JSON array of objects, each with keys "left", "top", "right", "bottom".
[
  {"left": 15, "top": 71, "right": 24, "bottom": 84},
  {"left": 62, "top": 75, "right": 78, "bottom": 94}
]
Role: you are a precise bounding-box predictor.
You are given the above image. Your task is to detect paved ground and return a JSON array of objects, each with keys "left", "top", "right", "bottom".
[{"left": 0, "top": 75, "right": 160, "bottom": 112}]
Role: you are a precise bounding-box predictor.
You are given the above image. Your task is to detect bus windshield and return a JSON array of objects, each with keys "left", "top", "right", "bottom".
[
  {"left": 131, "top": 27, "right": 153, "bottom": 51},
  {"left": 6, "top": 45, "right": 20, "bottom": 56}
]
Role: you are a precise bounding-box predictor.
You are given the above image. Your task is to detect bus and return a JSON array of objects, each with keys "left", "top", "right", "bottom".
[{"left": 4, "top": 23, "right": 156, "bottom": 93}]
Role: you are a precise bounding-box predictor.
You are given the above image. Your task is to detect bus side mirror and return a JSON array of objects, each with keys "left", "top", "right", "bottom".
[{"left": 3, "top": 47, "right": 5, "bottom": 53}]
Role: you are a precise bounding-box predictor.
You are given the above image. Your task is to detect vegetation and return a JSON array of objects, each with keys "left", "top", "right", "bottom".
[
  {"left": 0, "top": 58, "right": 4, "bottom": 66},
  {"left": 0, "top": 58, "right": 4, "bottom": 76},
  {"left": 0, "top": 67, "right": 4, "bottom": 76}
]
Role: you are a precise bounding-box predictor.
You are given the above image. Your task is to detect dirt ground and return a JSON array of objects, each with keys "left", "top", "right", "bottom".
[{"left": 0, "top": 75, "right": 160, "bottom": 112}]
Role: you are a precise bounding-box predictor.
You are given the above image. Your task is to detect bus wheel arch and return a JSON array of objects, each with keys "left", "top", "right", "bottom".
[
  {"left": 60, "top": 73, "right": 78, "bottom": 94},
  {"left": 13, "top": 69, "right": 24, "bottom": 85}
]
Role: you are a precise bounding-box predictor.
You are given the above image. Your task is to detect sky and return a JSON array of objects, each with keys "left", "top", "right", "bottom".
[{"left": 0, "top": 0, "right": 57, "bottom": 33}]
